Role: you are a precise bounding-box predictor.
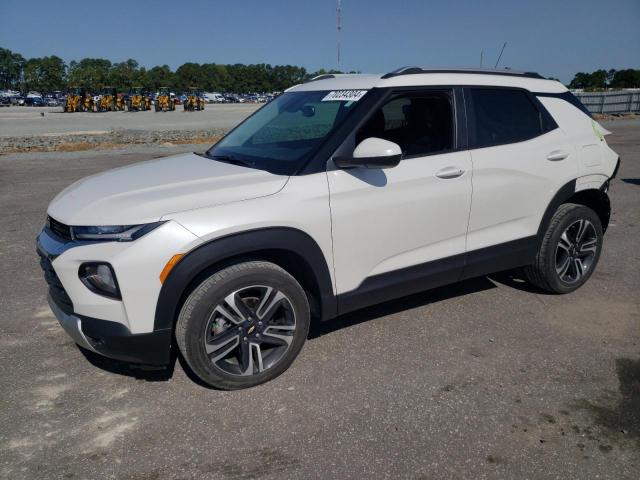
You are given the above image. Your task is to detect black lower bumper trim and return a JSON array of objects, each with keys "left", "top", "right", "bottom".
[{"left": 78, "top": 315, "right": 172, "bottom": 366}]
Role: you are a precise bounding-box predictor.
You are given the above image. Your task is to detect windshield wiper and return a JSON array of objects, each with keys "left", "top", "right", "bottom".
[{"left": 208, "top": 154, "right": 255, "bottom": 168}]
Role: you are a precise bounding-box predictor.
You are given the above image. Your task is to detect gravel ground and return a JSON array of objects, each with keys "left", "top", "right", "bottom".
[{"left": 0, "top": 121, "right": 638, "bottom": 479}]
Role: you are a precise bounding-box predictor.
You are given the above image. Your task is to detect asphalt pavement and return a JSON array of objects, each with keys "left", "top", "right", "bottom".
[
  {"left": 0, "top": 104, "right": 260, "bottom": 137},
  {"left": 0, "top": 121, "right": 638, "bottom": 479}
]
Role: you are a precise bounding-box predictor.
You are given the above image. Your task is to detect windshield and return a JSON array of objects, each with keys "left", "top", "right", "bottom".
[{"left": 207, "top": 90, "right": 364, "bottom": 175}]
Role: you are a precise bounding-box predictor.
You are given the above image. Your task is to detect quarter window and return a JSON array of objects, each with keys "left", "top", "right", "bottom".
[
  {"left": 468, "top": 88, "right": 543, "bottom": 148},
  {"left": 356, "top": 90, "right": 454, "bottom": 156}
]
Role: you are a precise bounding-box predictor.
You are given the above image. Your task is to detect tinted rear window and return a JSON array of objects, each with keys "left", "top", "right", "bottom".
[{"left": 469, "top": 88, "right": 543, "bottom": 148}]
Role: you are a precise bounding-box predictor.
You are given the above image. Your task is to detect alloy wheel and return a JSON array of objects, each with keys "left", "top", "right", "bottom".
[
  {"left": 555, "top": 219, "right": 598, "bottom": 284},
  {"left": 203, "top": 285, "right": 296, "bottom": 376}
]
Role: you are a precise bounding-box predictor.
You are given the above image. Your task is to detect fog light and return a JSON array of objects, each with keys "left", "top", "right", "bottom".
[{"left": 79, "top": 263, "right": 121, "bottom": 299}]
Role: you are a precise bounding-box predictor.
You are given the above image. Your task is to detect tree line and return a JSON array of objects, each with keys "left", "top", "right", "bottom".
[
  {"left": 568, "top": 69, "right": 640, "bottom": 90},
  {"left": 0, "top": 47, "right": 345, "bottom": 93},
  {"left": 2, "top": 47, "right": 638, "bottom": 93}
]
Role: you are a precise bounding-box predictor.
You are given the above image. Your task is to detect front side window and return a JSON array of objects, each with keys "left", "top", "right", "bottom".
[
  {"left": 356, "top": 90, "right": 454, "bottom": 157},
  {"left": 207, "top": 90, "right": 362, "bottom": 175},
  {"left": 468, "top": 88, "right": 543, "bottom": 148}
]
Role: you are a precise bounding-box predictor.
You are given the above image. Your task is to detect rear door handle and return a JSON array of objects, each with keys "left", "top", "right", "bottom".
[
  {"left": 436, "top": 166, "right": 465, "bottom": 179},
  {"left": 547, "top": 150, "right": 569, "bottom": 161}
]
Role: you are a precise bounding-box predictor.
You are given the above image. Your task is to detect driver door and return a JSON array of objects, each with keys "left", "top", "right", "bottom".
[{"left": 327, "top": 89, "right": 473, "bottom": 313}]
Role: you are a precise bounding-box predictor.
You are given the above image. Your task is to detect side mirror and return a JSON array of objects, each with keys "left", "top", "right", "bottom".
[{"left": 334, "top": 137, "right": 402, "bottom": 169}]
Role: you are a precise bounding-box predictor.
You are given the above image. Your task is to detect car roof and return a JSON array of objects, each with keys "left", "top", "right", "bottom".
[{"left": 288, "top": 67, "right": 567, "bottom": 94}]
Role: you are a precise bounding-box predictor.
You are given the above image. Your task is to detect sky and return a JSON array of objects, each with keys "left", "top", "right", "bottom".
[{"left": 1, "top": 0, "right": 639, "bottom": 83}]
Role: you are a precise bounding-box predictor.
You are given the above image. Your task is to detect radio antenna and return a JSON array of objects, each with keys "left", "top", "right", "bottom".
[
  {"left": 495, "top": 42, "right": 507, "bottom": 68},
  {"left": 337, "top": 0, "right": 342, "bottom": 70}
]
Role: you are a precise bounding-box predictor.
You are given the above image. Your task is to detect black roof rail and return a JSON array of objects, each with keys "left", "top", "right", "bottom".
[
  {"left": 381, "top": 67, "right": 545, "bottom": 80},
  {"left": 304, "top": 74, "right": 337, "bottom": 83}
]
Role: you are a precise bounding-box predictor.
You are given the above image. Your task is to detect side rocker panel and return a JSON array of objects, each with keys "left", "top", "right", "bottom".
[{"left": 154, "top": 228, "right": 337, "bottom": 332}]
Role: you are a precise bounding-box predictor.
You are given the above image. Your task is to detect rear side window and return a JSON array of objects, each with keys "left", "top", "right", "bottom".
[{"left": 468, "top": 88, "right": 543, "bottom": 148}]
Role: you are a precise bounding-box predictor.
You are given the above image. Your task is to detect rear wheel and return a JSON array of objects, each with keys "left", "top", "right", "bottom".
[
  {"left": 176, "top": 261, "right": 310, "bottom": 390},
  {"left": 524, "top": 203, "right": 603, "bottom": 293}
]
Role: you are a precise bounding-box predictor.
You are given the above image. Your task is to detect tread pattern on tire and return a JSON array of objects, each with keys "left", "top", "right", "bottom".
[
  {"left": 175, "top": 261, "right": 308, "bottom": 390},
  {"left": 524, "top": 202, "right": 596, "bottom": 293}
]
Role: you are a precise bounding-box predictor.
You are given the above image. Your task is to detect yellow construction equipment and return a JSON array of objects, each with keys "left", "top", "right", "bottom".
[
  {"left": 184, "top": 87, "right": 205, "bottom": 111},
  {"left": 115, "top": 92, "right": 127, "bottom": 111},
  {"left": 128, "top": 87, "right": 150, "bottom": 111},
  {"left": 79, "top": 90, "right": 94, "bottom": 112},
  {"left": 154, "top": 87, "right": 175, "bottom": 112},
  {"left": 97, "top": 87, "right": 117, "bottom": 112},
  {"left": 64, "top": 87, "right": 83, "bottom": 112}
]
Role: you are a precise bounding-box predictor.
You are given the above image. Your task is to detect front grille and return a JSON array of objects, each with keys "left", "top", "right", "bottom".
[
  {"left": 37, "top": 249, "right": 74, "bottom": 315},
  {"left": 47, "top": 216, "right": 72, "bottom": 241}
]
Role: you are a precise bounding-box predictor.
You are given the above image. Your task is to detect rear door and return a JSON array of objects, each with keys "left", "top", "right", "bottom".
[
  {"left": 327, "top": 88, "right": 473, "bottom": 311},
  {"left": 463, "top": 87, "right": 577, "bottom": 276}
]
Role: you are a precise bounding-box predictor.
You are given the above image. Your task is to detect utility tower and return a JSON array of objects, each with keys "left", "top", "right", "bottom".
[{"left": 337, "top": 0, "right": 342, "bottom": 70}]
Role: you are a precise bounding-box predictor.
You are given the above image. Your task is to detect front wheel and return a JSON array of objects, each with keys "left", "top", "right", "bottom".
[
  {"left": 524, "top": 203, "right": 603, "bottom": 294},
  {"left": 176, "top": 261, "right": 310, "bottom": 390}
]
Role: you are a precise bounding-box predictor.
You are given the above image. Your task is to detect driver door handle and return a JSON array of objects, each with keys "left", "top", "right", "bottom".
[{"left": 436, "top": 166, "right": 465, "bottom": 179}]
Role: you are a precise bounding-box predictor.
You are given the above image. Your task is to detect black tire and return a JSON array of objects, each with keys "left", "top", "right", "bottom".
[
  {"left": 176, "top": 261, "right": 310, "bottom": 390},
  {"left": 524, "top": 203, "right": 603, "bottom": 294}
]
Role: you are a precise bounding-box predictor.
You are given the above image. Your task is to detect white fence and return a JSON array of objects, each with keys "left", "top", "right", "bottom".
[{"left": 572, "top": 90, "right": 640, "bottom": 114}]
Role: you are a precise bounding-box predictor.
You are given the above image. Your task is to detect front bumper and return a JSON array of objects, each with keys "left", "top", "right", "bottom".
[
  {"left": 36, "top": 225, "right": 187, "bottom": 366},
  {"left": 48, "top": 294, "right": 96, "bottom": 352},
  {"left": 47, "top": 293, "right": 172, "bottom": 365}
]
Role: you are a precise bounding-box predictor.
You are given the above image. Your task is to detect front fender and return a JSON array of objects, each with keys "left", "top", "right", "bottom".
[{"left": 153, "top": 227, "right": 337, "bottom": 332}]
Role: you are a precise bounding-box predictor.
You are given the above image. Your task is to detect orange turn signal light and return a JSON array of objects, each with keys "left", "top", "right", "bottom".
[{"left": 159, "top": 254, "right": 184, "bottom": 284}]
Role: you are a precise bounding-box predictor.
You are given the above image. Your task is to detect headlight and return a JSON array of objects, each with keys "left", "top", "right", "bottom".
[
  {"left": 79, "top": 263, "right": 121, "bottom": 299},
  {"left": 71, "top": 221, "right": 165, "bottom": 242}
]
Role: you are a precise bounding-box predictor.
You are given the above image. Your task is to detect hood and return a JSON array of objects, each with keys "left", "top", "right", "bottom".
[{"left": 48, "top": 152, "right": 288, "bottom": 225}]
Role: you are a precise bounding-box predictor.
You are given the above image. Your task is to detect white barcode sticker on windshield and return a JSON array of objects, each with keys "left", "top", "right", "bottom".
[{"left": 321, "top": 90, "right": 368, "bottom": 102}]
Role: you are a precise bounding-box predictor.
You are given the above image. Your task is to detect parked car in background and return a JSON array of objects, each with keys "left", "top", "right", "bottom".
[
  {"left": 44, "top": 96, "right": 60, "bottom": 107},
  {"left": 223, "top": 94, "right": 240, "bottom": 103},
  {"left": 24, "top": 96, "right": 44, "bottom": 106},
  {"left": 0, "top": 96, "right": 10, "bottom": 107},
  {"left": 204, "top": 92, "right": 226, "bottom": 103},
  {"left": 0, "top": 89, "right": 21, "bottom": 104}
]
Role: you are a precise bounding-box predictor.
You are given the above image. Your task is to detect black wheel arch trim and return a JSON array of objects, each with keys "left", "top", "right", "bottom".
[
  {"left": 153, "top": 227, "right": 337, "bottom": 332},
  {"left": 536, "top": 179, "right": 577, "bottom": 242},
  {"left": 537, "top": 178, "right": 611, "bottom": 241}
]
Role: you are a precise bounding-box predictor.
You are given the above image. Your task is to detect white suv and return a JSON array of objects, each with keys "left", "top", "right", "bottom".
[{"left": 38, "top": 68, "right": 620, "bottom": 389}]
